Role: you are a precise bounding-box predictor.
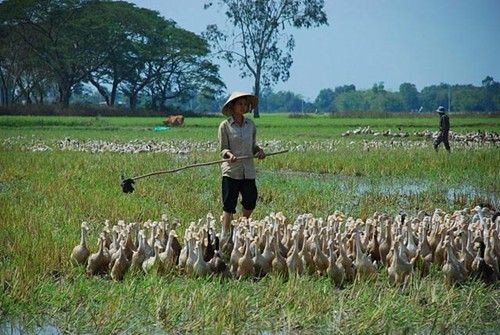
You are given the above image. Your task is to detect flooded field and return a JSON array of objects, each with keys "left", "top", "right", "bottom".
[{"left": 1, "top": 114, "right": 499, "bottom": 334}]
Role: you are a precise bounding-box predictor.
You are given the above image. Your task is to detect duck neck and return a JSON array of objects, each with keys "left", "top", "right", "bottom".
[
  {"left": 300, "top": 234, "right": 308, "bottom": 254},
  {"left": 339, "top": 241, "right": 348, "bottom": 259},
  {"left": 98, "top": 237, "right": 105, "bottom": 255},
  {"left": 466, "top": 229, "right": 474, "bottom": 253},
  {"left": 197, "top": 243, "right": 204, "bottom": 262},
  {"left": 166, "top": 233, "right": 173, "bottom": 252},
  {"left": 460, "top": 232, "right": 467, "bottom": 252},
  {"left": 363, "top": 224, "right": 370, "bottom": 244},
  {"left": 244, "top": 238, "right": 251, "bottom": 258},
  {"left": 292, "top": 236, "right": 299, "bottom": 257},
  {"left": 119, "top": 244, "right": 127, "bottom": 261},
  {"left": 134, "top": 226, "right": 139, "bottom": 248},
  {"left": 329, "top": 243, "right": 336, "bottom": 263},
  {"left": 138, "top": 233, "right": 144, "bottom": 252},
  {"left": 154, "top": 244, "right": 160, "bottom": 259},
  {"left": 446, "top": 243, "right": 458, "bottom": 264},
  {"left": 484, "top": 233, "right": 491, "bottom": 252},
  {"left": 355, "top": 230, "right": 363, "bottom": 261},
  {"left": 386, "top": 222, "right": 392, "bottom": 243},
  {"left": 263, "top": 233, "right": 271, "bottom": 253},
  {"left": 252, "top": 243, "right": 259, "bottom": 259},
  {"left": 234, "top": 232, "right": 240, "bottom": 250},
  {"left": 392, "top": 243, "right": 400, "bottom": 266},
  {"left": 406, "top": 222, "right": 415, "bottom": 245},
  {"left": 80, "top": 226, "right": 87, "bottom": 247},
  {"left": 273, "top": 237, "right": 282, "bottom": 259},
  {"left": 372, "top": 228, "right": 378, "bottom": 245}
]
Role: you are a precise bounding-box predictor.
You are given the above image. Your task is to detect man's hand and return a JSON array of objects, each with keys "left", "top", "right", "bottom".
[
  {"left": 226, "top": 152, "right": 237, "bottom": 162},
  {"left": 256, "top": 148, "right": 266, "bottom": 160}
]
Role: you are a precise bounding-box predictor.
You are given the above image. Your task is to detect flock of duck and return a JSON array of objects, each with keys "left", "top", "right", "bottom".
[
  {"left": 71, "top": 206, "right": 499, "bottom": 288},
  {"left": 5, "top": 131, "right": 497, "bottom": 156},
  {"left": 342, "top": 127, "right": 499, "bottom": 143},
  {"left": 417, "top": 130, "right": 500, "bottom": 143},
  {"left": 342, "top": 126, "right": 410, "bottom": 138}
]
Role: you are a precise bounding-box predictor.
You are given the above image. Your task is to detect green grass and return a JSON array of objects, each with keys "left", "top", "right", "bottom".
[
  {"left": 1, "top": 112, "right": 498, "bottom": 140},
  {"left": 1, "top": 113, "right": 499, "bottom": 334}
]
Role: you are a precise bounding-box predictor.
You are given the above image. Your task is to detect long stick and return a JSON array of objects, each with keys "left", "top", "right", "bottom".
[{"left": 130, "top": 149, "right": 289, "bottom": 181}]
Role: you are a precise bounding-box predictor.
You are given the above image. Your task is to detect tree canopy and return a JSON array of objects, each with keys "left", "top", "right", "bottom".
[
  {"left": 203, "top": 0, "right": 328, "bottom": 117},
  {"left": 0, "top": 0, "right": 224, "bottom": 109}
]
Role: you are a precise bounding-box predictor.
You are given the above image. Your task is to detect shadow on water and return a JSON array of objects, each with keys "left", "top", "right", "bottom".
[{"left": 261, "top": 170, "right": 498, "bottom": 208}]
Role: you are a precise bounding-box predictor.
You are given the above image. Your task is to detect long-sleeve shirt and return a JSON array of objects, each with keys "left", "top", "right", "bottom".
[
  {"left": 218, "top": 116, "right": 260, "bottom": 179},
  {"left": 439, "top": 114, "right": 450, "bottom": 132}
]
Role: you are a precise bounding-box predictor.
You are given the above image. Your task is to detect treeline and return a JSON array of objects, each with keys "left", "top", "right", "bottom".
[
  {"left": 258, "top": 80, "right": 500, "bottom": 114},
  {"left": 114, "top": 79, "right": 500, "bottom": 114},
  {"left": 324, "top": 80, "right": 500, "bottom": 113},
  {"left": 0, "top": 0, "right": 225, "bottom": 110},
  {"left": 1, "top": 1, "right": 499, "bottom": 115}
]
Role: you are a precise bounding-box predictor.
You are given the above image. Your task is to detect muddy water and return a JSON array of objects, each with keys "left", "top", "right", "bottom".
[
  {"left": 0, "top": 321, "right": 167, "bottom": 335},
  {"left": 1, "top": 321, "right": 61, "bottom": 335},
  {"left": 261, "top": 170, "right": 498, "bottom": 207}
]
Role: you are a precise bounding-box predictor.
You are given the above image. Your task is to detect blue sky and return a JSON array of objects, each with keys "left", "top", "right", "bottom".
[{"left": 131, "top": 0, "right": 500, "bottom": 100}]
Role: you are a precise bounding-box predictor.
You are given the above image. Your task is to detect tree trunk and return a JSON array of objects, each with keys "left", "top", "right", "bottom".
[
  {"left": 110, "top": 81, "right": 119, "bottom": 106},
  {"left": 253, "top": 69, "right": 261, "bottom": 118},
  {"left": 89, "top": 78, "right": 110, "bottom": 105},
  {"left": 59, "top": 85, "right": 72, "bottom": 107},
  {"left": 0, "top": 86, "right": 6, "bottom": 106},
  {"left": 149, "top": 87, "right": 158, "bottom": 111},
  {"left": 58, "top": 76, "right": 73, "bottom": 108},
  {"left": 19, "top": 83, "right": 32, "bottom": 105},
  {"left": 0, "top": 70, "right": 8, "bottom": 106},
  {"left": 158, "top": 86, "right": 168, "bottom": 112},
  {"left": 61, "top": 89, "right": 71, "bottom": 107},
  {"left": 129, "top": 92, "right": 138, "bottom": 110},
  {"left": 0, "top": 82, "right": 7, "bottom": 106}
]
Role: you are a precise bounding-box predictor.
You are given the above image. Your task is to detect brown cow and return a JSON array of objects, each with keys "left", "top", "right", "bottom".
[{"left": 163, "top": 115, "right": 184, "bottom": 126}]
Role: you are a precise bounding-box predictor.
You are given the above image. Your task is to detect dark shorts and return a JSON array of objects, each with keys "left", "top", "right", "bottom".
[{"left": 222, "top": 176, "right": 258, "bottom": 213}]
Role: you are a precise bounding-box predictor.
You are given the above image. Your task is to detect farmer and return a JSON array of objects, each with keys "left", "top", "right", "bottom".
[
  {"left": 218, "top": 91, "right": 266, "bottom": 242},
  {"left": 433, "top": 106, "right": 450, "bottom": 152}
]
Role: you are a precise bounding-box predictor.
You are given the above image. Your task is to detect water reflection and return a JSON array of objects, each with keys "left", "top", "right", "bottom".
[{"left": 261, "top": 170, "right": 498, "bottom": 207}]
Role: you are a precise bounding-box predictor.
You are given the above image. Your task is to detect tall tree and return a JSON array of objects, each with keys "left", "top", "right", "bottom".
[
  {"left": 117, "top": 9, "right": 176, "bottom": 110},
  {"left": 334, "top": 84, "right": 356, "bottom": 95},
  {"left": 399, "top": 82, "right": 419, "bottom": 111},
  {"left": 84, "top": 1, "right": 150, "bottom": 106},
  {"left": 0, "top": 0, "right": 110, "bottom": 107},
  {"left": 146, "top": 26, "right": 225, "bottom": 112},
  {"left": 204, "top": 0, "right": 328, "bottom": 117},
  {"left": 0, "top": 8, "right": 56, "bottom": 105},
  {"left": 315, "top": 88, "right": 335, "bottom": 113},
  {"left": 420, "top": 83, "right": 450, "bottom": 111}
]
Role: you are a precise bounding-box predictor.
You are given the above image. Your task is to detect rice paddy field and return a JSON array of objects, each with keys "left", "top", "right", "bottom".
[{"left": 0, "top": 113, "right": 499, "bottom": 334}]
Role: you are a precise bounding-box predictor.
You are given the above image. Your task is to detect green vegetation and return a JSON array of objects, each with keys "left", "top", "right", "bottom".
[
  {"left": 204, "top": 0, "right": 328, "bottom": 116},
  {"left": 1, "top": 114, "right": 499, "bottom": 334},
  {"left": 2, "top": 1, "right": 500, "bottom": 115},
  {"left": 0, "top": 0, "right": 224, "bottom": 109}
]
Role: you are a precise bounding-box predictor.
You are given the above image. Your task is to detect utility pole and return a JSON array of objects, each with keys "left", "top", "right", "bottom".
[{"left": 448, "top": 86, "right": 451, "bottom": 112}]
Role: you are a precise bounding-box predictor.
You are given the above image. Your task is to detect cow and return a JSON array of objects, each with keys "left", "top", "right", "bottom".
[{"left": 163, "top": 115, "right": 184, "bottom": 126}]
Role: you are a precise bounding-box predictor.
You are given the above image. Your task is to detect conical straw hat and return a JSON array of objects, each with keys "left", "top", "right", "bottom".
[{"left": 221, "top": 91, "right": 258, "bottom": 116}]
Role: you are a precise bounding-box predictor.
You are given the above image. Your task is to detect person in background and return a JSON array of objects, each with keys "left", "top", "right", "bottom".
[
  {"left": 218, "top": 91, "right": 266, "bottom": 244},
  {"left": 433, "top": 106, "right": 450, "bottom": 152}
]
